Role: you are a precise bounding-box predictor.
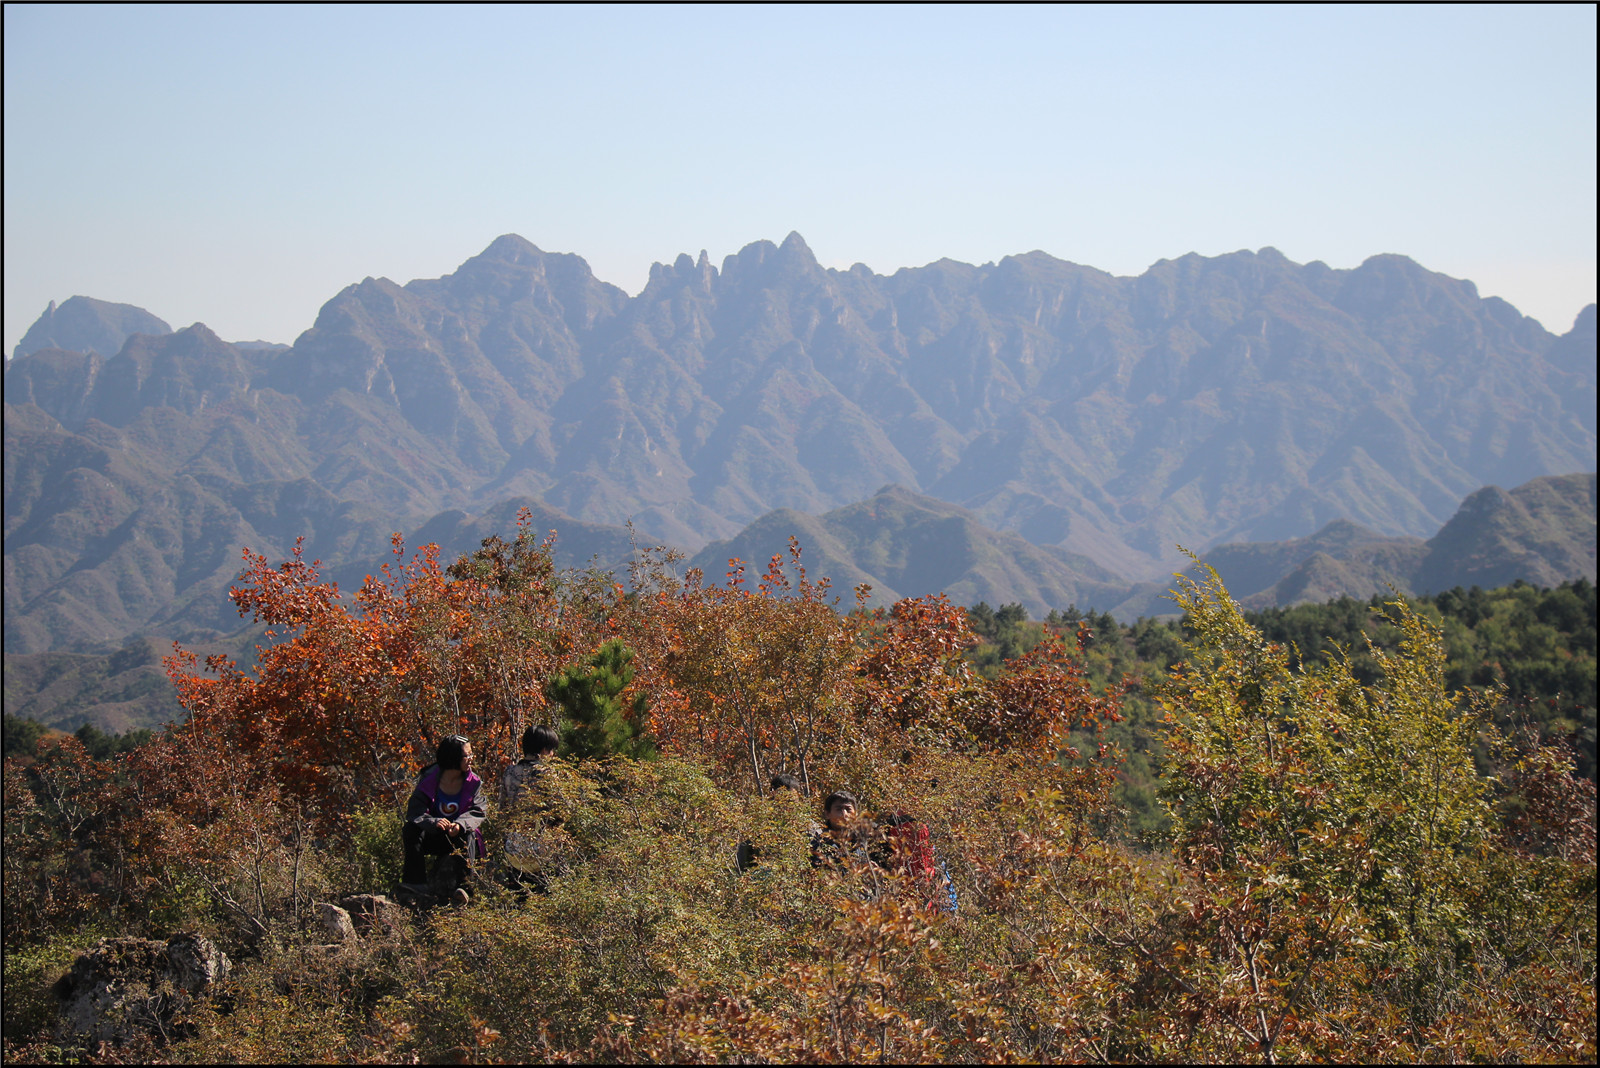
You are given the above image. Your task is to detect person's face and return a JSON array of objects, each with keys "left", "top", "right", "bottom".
[
  {"left": 826, "top": 800, "right": 856, "bottom": 830},
  {"left": 459, "top": 744, "right": 474, "bottom": 774}
]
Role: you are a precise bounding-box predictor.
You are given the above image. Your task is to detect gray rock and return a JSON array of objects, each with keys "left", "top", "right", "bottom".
[
  {"left": 53, "top": 933, "right": 231, "bottom": 1046},
  {"left": 315, "top": 902, "right": 357, "bottom": 942},
  {"left": 163, "top": 931, "right": 231, "bottom": 989},
  {"left": 338, "top": 893, "right": 402, "bottom": 935}
]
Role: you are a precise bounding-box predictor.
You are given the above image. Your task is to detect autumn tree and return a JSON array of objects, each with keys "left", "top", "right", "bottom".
[
  {"left": 1148, "top": 561, "right": 1595, "bottom": 1061},
  {"left": 623, "top": 540, "right": 862, "bottom": 793}
]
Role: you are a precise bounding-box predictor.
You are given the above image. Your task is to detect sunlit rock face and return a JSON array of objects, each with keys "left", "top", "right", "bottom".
[{"left": 52, "top": 933, "right": 232, "bottom": 1047}]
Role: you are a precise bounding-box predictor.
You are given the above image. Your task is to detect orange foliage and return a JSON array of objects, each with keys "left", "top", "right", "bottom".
[{"left": 163, "top": 517, "right": 587, "bottom": 830}]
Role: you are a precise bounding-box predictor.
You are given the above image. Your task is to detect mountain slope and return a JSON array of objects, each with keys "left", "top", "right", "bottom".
[
  {"left": 5, "top": 236, "right": 1596, "bottom": 652},
  {"left": 690, "top": 485, "right": 1135, "bottom": 618},
  {"left": 12, "top": 296, "right": 172, "bottom": 361},
  {"left": 1112, "top": 473, "right": 1597, "bottom": 614},
  {"left": 1414, "top": 472, "right": 1597, "bottom": 593}
]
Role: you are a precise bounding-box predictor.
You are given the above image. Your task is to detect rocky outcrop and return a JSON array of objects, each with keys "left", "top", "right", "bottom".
[
  {"left": 316, "top": 902, "right": 357, "bottom": 942},
  {"left": 52, "top": 933, "right": 231, "bottom": 1047},
  {"left": 338, "top": 893, "right": 403, "bottom": 936},
  {"left": 13, "top": 296, "right": 172, "bottom": 361}
]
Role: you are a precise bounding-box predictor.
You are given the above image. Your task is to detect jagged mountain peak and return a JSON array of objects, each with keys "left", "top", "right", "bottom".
[
  {"left": 1355, "top": 251, "right": 1425, "bottom": 270},
  {"left": 479, "top": 233, "right": 545, "bottom": 263},
  {"left": 778, "top": 230, "right": 815, "bottom": 259},
  {"left": 1342, "top": 251, "right": 1477, "bottom": 303},
  {"left": 13, "top": 295, "right": 172, "bottom": 360},
  {"left": 645, "top": 249, "right": 719, "bottom": 294},
  {"left": 718, "top": 232, "right": 823, "bottom": 285},
  {"left": 1568, "top": 303, "right": 1596, "bottom": 337},
  {"left": 429, "top": 235, "right": 626, "bottom": 316}
]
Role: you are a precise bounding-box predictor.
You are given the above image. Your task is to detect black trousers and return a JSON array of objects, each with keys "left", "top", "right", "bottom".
[{"left": 402, "top": 821, "right": 468, "bottom": 885}]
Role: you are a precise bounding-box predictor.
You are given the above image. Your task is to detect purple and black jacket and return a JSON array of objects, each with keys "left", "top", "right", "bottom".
[{"left": 407, "top": 765, "right": 488, "bottom": 859}]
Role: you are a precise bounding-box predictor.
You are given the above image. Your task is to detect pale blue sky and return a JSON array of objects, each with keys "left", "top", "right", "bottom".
[{"left": 5, "top": 4, "right": 1596, "bottom": 356}]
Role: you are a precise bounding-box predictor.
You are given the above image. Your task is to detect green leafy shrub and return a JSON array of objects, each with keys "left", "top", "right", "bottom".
[
  {"left": 1, "top": 934, "right": 96, "bottom": 1048},
  {"left": 344, "top": 801, "right": 405, "bottom": 894}
]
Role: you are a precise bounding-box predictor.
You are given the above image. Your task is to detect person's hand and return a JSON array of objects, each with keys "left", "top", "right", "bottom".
[{"left": 436, "top": 819, "right": 461, "bottom": 836}]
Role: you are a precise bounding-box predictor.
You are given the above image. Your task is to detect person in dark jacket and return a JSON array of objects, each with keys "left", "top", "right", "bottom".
[
  {"left": 400, "top": 734, "right": 486, "bottom": 905},
  {"left": 500, "top": 724, "right": 559, "bottom": 807},
  {"left": 809, "top": 790, "right": 875, "bottom": 871},
  {"left": 499, "top": 724, "right": 560, "bottom": 895}
]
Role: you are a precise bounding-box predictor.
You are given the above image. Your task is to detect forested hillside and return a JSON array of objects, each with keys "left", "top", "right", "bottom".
[{"left": 4, "top": 528, "right": 1593, "bottom": 1063}]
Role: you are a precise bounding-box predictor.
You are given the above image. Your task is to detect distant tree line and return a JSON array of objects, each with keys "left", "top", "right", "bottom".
[
  {"left": 964, "top": 576, "right": 1597, "bottom": 799},
  {"left": 2, "top": 715, "right": 153, "bottom": 762}
]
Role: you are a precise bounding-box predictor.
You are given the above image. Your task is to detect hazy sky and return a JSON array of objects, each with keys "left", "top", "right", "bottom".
[{"left": 5, "top": 4, "right": 1596, "bottom": 356}]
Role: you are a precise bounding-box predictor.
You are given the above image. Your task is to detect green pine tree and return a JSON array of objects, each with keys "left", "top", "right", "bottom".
[{"left": 547, "top": 639, "right": 657, "bottom": 761}]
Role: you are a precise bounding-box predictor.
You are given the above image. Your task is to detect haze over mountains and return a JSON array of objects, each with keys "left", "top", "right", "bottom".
[{"left": 4, "top": 234, "right": 1596, "bottom": 659}]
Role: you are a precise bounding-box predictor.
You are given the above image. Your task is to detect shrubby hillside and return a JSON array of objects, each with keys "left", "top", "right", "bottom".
[{"left": 3, "top": 529, "right": 1593, "bottom": 1063}]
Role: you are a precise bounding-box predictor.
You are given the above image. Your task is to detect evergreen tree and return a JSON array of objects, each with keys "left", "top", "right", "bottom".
[
  {"left": 547, "top": 640, "right": 657, "bottom": 761},
  {"left": 2, "top": 714, "right": 46, "bottom": 758}
]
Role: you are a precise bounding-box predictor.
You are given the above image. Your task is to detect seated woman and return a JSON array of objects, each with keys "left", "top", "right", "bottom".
[{"left": 400, "top": 734, "right": 486, "bottom": 905}]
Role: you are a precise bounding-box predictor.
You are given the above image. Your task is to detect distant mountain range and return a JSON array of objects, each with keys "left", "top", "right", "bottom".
[
  {"left": 1111, "top": 472, "right": 1596, "bottom": 617},
  {"left": 694, "top": 474, "right": 1596, "bottom": 619},
  {"left": 5, "top": 235, "right": 1596, "bottom": 660},
  {"left": 5, "top": 471, "right": 1593, "bottom": 737}
]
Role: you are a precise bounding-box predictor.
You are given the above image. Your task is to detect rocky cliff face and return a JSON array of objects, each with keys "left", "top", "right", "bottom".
[{"left": 5, "top": 234, "right": 1596, "bottom": 654}]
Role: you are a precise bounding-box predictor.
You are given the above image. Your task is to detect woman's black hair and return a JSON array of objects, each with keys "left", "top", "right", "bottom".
[
  {"left": 770, "top": 773, "right": 803, "bottom": 793},
  {"left": 436, "top": 734, "right": 471, "bottom": 772},
  {"left": 522, "top": 724, "right": 560, "bottom": 757}
]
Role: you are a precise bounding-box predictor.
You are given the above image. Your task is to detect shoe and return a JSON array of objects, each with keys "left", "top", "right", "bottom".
[{"left": 451, "top": 887, "right": 470, "bottom": 906}]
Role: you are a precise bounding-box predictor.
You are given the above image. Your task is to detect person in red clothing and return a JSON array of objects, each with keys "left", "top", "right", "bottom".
[
  {"left": 880, "top": 812, "right": 958, "bottom": 915},
  {"left": 400, "top": 734, "right": 486, "bottom": 905}
]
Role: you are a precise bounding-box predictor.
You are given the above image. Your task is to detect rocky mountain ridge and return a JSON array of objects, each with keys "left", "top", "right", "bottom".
[
  {"left": 1110, "top": 472, "right": 1596, "bottom": 616},
  {"left": 5, "top": 234, "right": 1596, "bottom": 655}
]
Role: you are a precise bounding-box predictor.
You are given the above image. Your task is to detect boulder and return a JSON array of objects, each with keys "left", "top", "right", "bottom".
[
  {"left": 338, "top": 893, "right": 403, "bottom": 935},
  {"left": 315, "top": 902, "right": 357, "bottom": 942},
  {"left": 53, "top": 933, "right": 230, "bottom": 1047}
]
